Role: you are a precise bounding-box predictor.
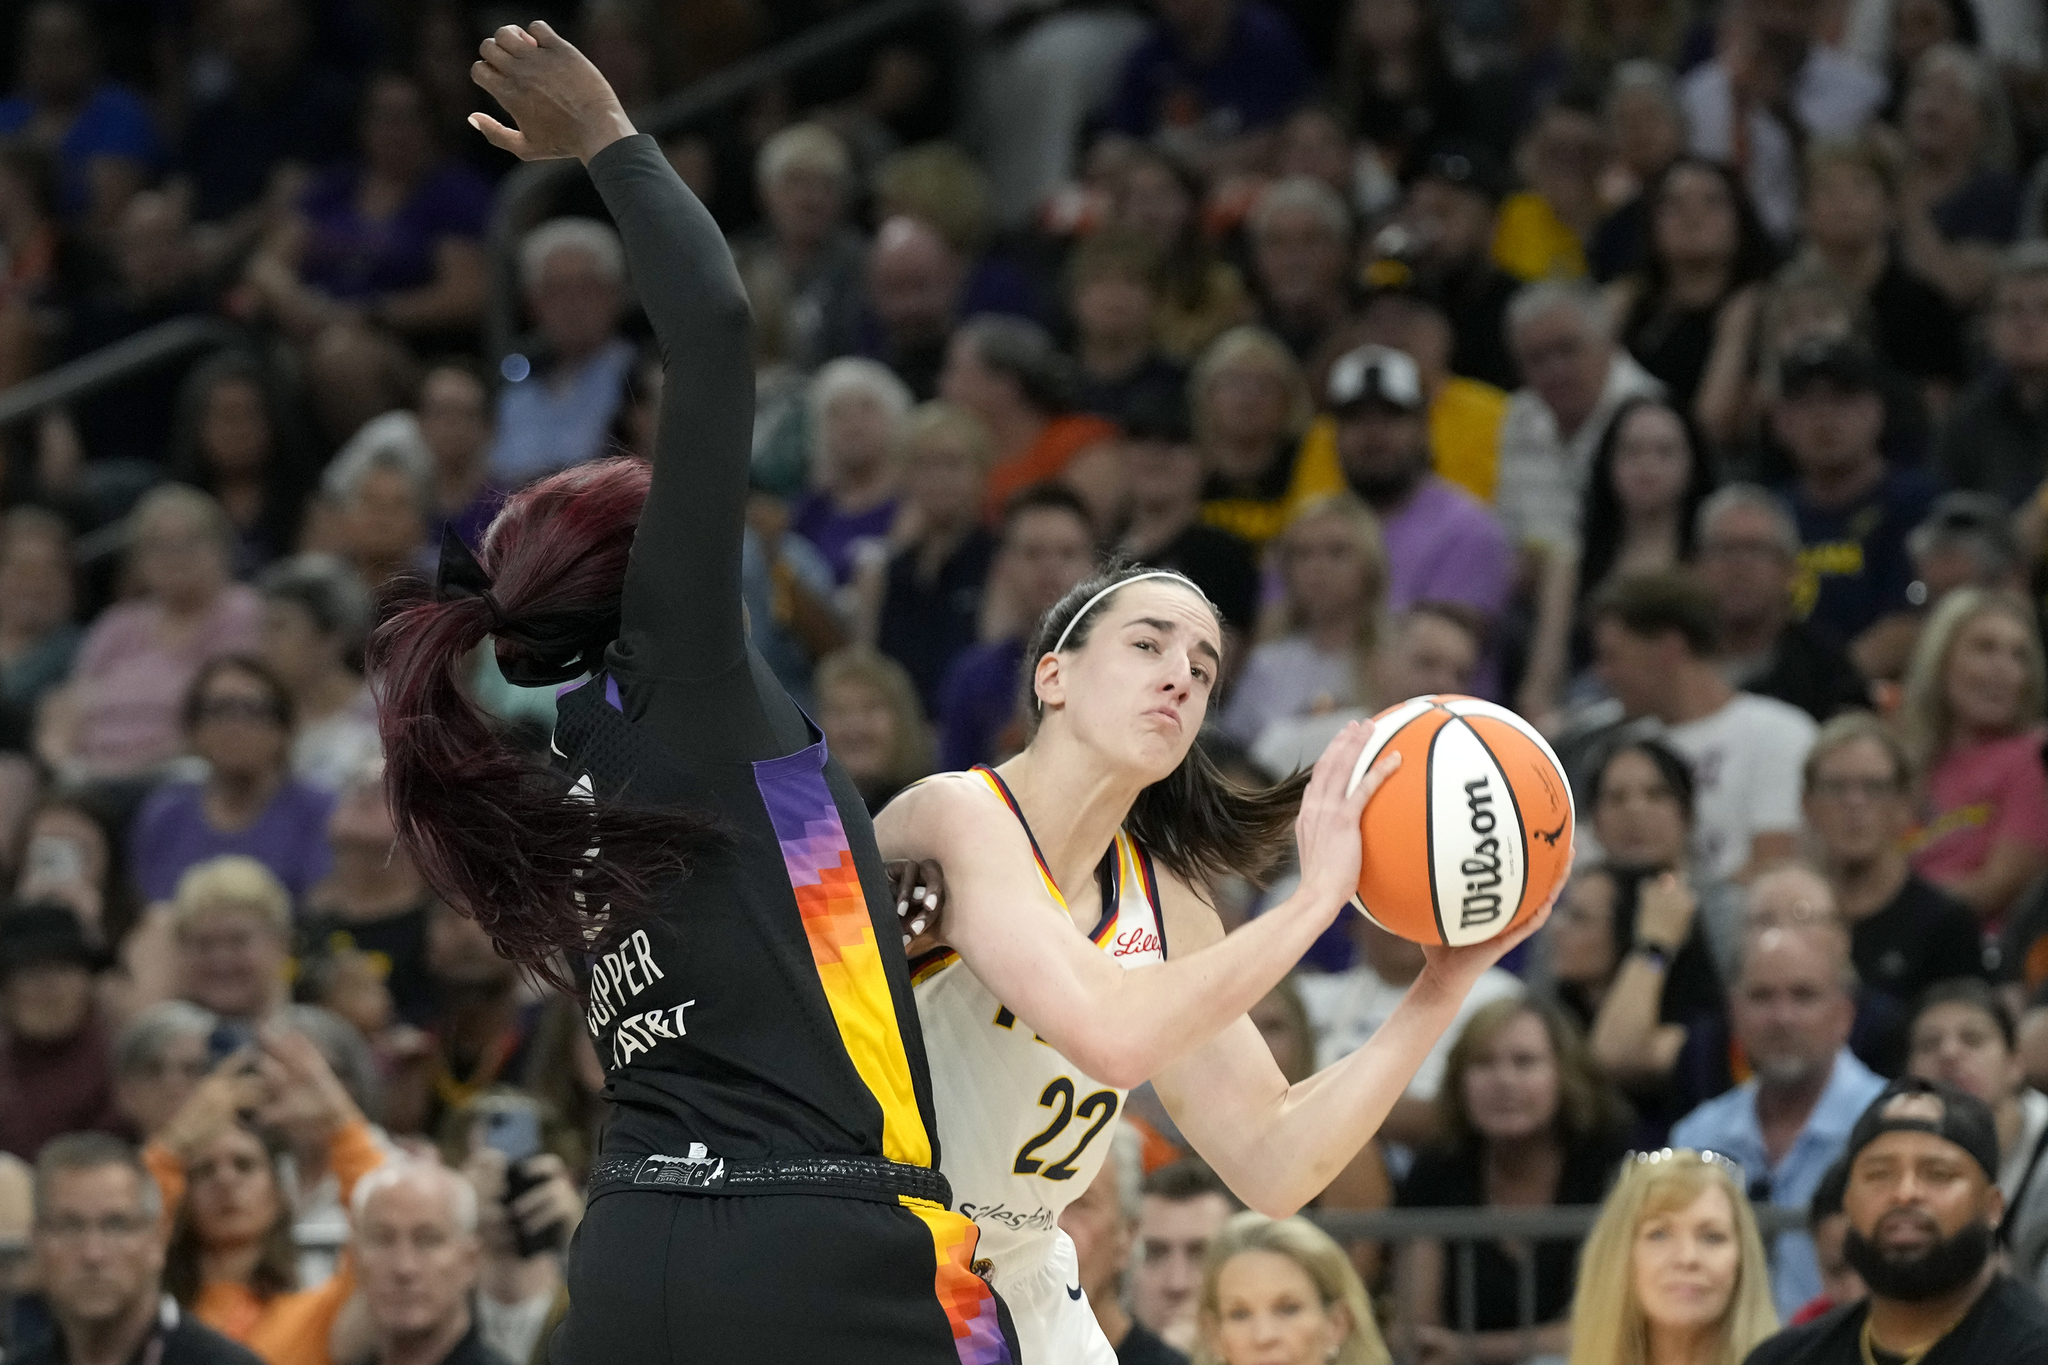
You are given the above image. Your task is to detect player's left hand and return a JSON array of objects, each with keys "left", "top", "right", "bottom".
[
  {"left": 888, "top": 858, "right": 946, "bottom": 956},
  {"left": 469, "top": 22, "right": 635, "bottom": 165}
]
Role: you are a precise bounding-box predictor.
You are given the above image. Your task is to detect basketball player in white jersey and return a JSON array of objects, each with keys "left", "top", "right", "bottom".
[{"left": 876, "top": 565, "right": 1559, "bottom": 1363}]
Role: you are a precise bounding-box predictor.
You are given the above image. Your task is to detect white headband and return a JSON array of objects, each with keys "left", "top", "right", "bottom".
[{"left": 1050, "top": 570, "right": 1207, "bottom": 655}]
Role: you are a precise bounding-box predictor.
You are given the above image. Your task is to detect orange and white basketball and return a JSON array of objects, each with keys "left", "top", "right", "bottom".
[{"left": 1347, "top": 695, "right": 1574, "bottom": 947}]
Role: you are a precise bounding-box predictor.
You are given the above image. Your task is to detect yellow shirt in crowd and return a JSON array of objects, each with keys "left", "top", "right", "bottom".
[
  {"left": 1491, "top": 192, "right": 1587, "bottom": 283},
  {"left": 1286, "top": 376, "right": 1512, "bottom": 509}
]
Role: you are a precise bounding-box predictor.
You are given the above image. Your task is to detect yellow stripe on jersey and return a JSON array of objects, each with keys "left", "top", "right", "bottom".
[{"left": 758, "top": 756, "right": 933, "bottom": 1168}]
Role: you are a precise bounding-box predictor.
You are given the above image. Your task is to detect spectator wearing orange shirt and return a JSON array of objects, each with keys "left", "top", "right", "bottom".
[
  {"left": 146, "top": 1031, "right": 387, "bottom": 1365},
  {"left": 939, "top": 315, "right": 1119, "bottom": 523}
]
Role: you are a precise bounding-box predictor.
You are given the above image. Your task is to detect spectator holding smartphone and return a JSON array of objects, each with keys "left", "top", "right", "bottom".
[
  {"left": 443, "top": 1093, "right": 583, "bottom": 1365},
  {"left": 146, "top": 1030, "right": 388, "bottom": 1363}
]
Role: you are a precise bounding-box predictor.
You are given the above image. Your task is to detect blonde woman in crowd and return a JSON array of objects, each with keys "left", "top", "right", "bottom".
[
  {"left": 1220, "top": 494, "right": 1389, "bottom": 748},
  {"left": 1193, "top": 1212, "right": 1391, "bottom": 1365},
  {"left": 1900, "top": 587, "right": 2048, "bottom": 922},
  {"left": 1569, "top": 1149, "right": 1778, "bottom": 1365}
]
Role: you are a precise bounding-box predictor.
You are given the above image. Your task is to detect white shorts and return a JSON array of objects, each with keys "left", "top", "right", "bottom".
[{"left": 993, "top": 1230, "right": 1118, "bottom": 1365}]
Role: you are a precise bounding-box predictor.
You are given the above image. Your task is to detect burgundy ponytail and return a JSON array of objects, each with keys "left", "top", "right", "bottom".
[{"left": 369, "top": 458, "right": 728, "bottom": 989}]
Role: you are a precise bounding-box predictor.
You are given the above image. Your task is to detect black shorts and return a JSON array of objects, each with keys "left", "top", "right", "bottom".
[{"left": 549, "top": 1189, "right": 1020, "bottom": 1364}]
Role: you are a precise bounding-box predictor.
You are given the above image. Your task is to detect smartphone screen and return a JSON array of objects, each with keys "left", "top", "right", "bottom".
[{"left": 481, "top": 1106, "right": 543, "bottom": 1164}]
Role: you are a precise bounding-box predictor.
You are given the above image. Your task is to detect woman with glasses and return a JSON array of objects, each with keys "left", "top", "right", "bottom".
[
  {"left": 130, "top": 657, "right": 334, "bottom": 909},
  {"left": 1569, "top": 1149, "right": 1778, "bottom": 1365}
]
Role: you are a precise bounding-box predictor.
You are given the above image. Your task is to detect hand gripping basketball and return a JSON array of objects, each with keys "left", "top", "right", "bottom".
[
  {"left": 1345, "top": 694, "right": 1576, "bottom": 950},
  {"left": 1293, "top": 720, "right": 1403, "bottom": 922}
]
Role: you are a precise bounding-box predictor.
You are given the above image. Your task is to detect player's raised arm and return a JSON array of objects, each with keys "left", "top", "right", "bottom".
[
  {"left": 877, "top": 723, "right": 1397, "bottom": 1090},
  {"left": 472, "top": 23, "right": 756, "bottom": 685}
]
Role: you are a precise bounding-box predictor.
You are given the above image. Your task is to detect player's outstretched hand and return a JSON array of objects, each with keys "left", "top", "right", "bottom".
[
  {"left": 469, "top": 22, "right": 635, "bottom": 165},
  {"left": 1294, "top": 720, "right": 1400, "bottom": 920}
]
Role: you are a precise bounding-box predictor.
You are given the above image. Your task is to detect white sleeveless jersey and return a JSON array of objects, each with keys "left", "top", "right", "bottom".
[{"left": 912, "top": 765, "right": 1168, "bottom": 1294}]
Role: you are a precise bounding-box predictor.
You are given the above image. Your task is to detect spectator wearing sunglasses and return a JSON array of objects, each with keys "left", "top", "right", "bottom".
[{"left": 130, "top": 657, "right": 336, "bottom": 908}]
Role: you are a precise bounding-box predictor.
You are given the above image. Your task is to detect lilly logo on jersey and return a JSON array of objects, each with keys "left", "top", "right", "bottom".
[{"left": 1112, "top": 925, "right": 1161, "bottom": 958}]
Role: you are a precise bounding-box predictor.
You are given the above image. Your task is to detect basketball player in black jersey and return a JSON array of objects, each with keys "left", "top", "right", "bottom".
[{"left": 371, "top": 25, "right": 1016, "bottom": 1364}]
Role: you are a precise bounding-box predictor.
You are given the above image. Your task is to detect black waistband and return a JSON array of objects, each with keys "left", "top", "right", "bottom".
[{"left": 588, "top": 1149, "right": 953, "bottom": 1206}]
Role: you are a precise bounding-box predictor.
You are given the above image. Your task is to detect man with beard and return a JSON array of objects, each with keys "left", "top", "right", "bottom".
[
  {"left": 1745, "top": 1077, "right": 2048, "bottom": 1363},
  {"left": 1327, "top": 344, "right": 1513, "bottom": 633}
]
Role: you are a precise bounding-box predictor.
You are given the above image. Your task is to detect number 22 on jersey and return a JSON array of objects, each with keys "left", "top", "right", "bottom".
[{"left": 1013, "top": 1076, "right": 1118, "bottom": 1180}]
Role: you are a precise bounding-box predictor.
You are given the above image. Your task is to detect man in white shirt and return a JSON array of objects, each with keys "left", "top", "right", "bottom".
[
  {"left": 1296, "top": 913, "right": 1522, "bottom": 1165},
  {"left": 1591, "top": 567, "right": 1817, "bottom": 884},
  {"left": 1497, "top": 279, "right": 1663, "bottom": 718},
  {"left": 1680, "top": 0, "right": 1886, "bottom": 241}
]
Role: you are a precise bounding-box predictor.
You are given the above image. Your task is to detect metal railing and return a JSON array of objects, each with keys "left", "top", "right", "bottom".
[
  {"left": 483, "top": 0, "right": 950, "bottom": 359},
  {"left": 0, "top": 1205, "right": 1814, "bottom": 1361},
  {"left": 1305, "top": 1203, "right": 1810, "bottom": 1351},
  {"left": 0, "top": 316, "right": 242, "bottom": 430}
]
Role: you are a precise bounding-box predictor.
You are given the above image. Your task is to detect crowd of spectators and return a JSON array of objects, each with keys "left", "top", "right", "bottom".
[{"left": 5, "top": 0, "right": 2048, "bottom": 1361}]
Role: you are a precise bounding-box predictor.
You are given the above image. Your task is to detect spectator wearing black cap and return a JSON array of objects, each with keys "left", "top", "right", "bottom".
[
  {"left": 1290, "top": 283, "right": 1511, "bottom": 508},
  {"left": 1743, "top": 1077, "right": 2048, "bottom": 1365},
  {"left": 0, "top": 902, "right": 120, "bottom": 1160},
  {"left": 1115, "top": 394, "right": 1259, "bottom": 638},
  {"left": 1324, "top": 343, "right": 1514, "bottom": 636},
  {"left": 1393, "top": 139, "right": 1522, "bottom": 391},
  {"left": 1940, "top": 244, "right": 2048, "bottom": 514},
  {"left": 1773, "top": 338, "right": 1939, "bottom": 669}
]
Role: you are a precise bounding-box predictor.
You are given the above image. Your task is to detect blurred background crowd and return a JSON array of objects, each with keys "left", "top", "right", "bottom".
[{"left": 3, "top": 0, "right": 2048, "bottom": 1361}]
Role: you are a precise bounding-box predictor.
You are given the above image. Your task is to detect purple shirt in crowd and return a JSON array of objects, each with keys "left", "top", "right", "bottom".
[
  {"left": 1380, "top": 475, "right": 1515, "bottom": 617},
  {"left": 297, "top": 162, "right": 493, "bottom": 302},
  {"left": 937, "top": 637, "right": 1026, "bottom": 772},
  {"left": 790, "top": 492, "right": 898, "bottom": 584},
  {"left": 130, "top": 778, "right": 336, "bottom": 905}
]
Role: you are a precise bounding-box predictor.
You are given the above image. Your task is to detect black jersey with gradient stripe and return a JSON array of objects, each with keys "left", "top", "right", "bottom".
[{"left": 559, "top": 136, "right": 939, "bottom": 1171}]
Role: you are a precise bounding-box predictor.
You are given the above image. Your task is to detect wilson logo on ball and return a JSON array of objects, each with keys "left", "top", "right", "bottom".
[{"left": 1346, "top": 695, "right": 1573, "bottom": 947}]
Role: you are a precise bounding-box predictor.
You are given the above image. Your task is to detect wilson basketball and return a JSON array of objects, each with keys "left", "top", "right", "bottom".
[{"left": 1347, "top": 695, "right": 1574, "bottom": 947}]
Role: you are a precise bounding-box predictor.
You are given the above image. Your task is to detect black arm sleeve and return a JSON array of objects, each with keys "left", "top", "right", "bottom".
[{"left": 586, "top": 134, "right": 808, "bottom": 761}]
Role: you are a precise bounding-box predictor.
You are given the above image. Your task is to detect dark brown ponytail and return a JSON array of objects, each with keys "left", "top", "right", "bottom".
[{"left": 369, "top": 459, "right": 728, "bottom": 989}]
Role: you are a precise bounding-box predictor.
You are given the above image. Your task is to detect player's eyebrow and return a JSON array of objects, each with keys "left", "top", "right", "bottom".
[{"left": 1130, "top": 616, "right": 1221, "bottom": 667}]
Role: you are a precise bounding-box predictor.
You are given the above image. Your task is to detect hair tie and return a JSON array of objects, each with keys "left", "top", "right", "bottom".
[{"left": 434, "top": 526, "right": 505, "bottom": 629}]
